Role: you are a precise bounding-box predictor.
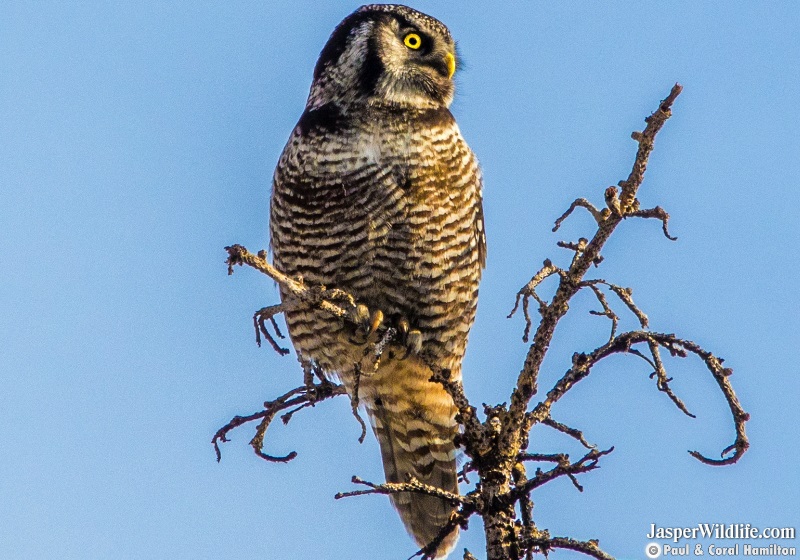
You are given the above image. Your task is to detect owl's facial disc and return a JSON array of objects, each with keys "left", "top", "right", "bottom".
[
  {"left": 397, "top": 29, "right": 455, "bottom": 80},
  {"left": 369, "top": 18, "right": 457, "bottom": 108}
]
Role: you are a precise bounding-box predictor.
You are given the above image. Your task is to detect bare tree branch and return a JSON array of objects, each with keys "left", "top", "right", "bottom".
[
  {"left": 541, "top": 416, "right": 597, "bottom": 450},
  {"left": 515, "top": 447, "right": 614, "bottom": 495},
  {"left": 253, "top": 303, "right": 290, "bottom": 355},
  {"left": 525, "top": 330, "right": 748, "bottom": 467},
  {"left": 553, "top": 198, "right": 604, "bottom": 231},
  {"left": 335, "top": 475, "right": 473, "bottom": 506},
  {"left": 212, "top": 376, "right": 346, "bottom": 463},
  {"left": 226, "top": 245, "right": 355, "bottom": 321},
  {"left": 518, "top": 452, "right": 568, "bottom": 464},
  {"left": 585, "top": 282, "right": 620, "bottom": 342},
  {"left": 349, "top": 363, "right": 368, "bottom": 444},
  {"left": 507, "top": 259, "right": 564, "bottom": 343},
  {"left": 646, "top": 337, "right": 696, "bottom": 418},
  {"left": 627, "top": 205, "right": 678, "bottom": 240},
  {"left": 511, "top": 84, "right": 685, "bottom": 434},
  {"left": 581, "top": 279, "right": 649, "bottom": 329}
]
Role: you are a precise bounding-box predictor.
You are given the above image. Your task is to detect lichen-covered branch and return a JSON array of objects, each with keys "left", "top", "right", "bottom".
[
  {"left": 226, "top": 245, "right": 356, "bottom": 320},
  {"left": 334, "top": 475, "right": 472, "bottom": 505},
  {"left": 521, "top": 535, "right": 616, "bottom": 560}
]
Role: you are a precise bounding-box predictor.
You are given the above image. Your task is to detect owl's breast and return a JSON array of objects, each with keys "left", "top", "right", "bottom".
[
  {"left": 270, "top": 103, "right": 484, "bottom": 373},
  {"left": 271, "top": 111, "right": 403, "bottom": 289}
]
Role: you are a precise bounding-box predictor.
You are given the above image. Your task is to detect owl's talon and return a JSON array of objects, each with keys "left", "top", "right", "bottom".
[
  {"left": 367, "top": 309, "right": 384, "bottom": 337},
  {"left": 348, "top": 304, "right": 384, "bottom": 345},
  {"left": 400, "top": 329, "right": 423, "bottom": 359},
  {"left": 390, "top": 313, "right": 423, "bottom": 359},
  {"left": 396, "top": 317, "right": 410, "bottom": 339},
  {"left": 346, "top": 304, "right": 370, "bottom": 344},
  {"left": 351, "top": 304, "right": 370, "bottom": 327}
]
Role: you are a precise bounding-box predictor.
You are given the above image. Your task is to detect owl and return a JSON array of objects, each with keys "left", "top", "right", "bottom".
[{"left": 270, "top": 5, "right": 485, "bottom": 557}]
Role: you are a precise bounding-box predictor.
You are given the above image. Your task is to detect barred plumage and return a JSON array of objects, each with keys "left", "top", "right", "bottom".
[{"left": 270, "top": 5, "right": 485, "bottom": 557}]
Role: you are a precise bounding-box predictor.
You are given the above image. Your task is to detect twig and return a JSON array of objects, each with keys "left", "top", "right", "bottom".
[
  {"left": 349, "top": 364, "right": 368, "bottom": 444},
  {"left": 253, "top": 304, "right": 290, "bottom": 355},
  {"left": 522, "top": 535, "right": 615, "bottom": 560},
  {"left": 607, "top": 284, "right": 649, "bottom": 329},
  {"left": 585, "top": 283, "right": 619, "bottom": 342},
  {"left": 581, "top": 280, "right": 649, "bottom": 329},
  {"left": 518, "top": 453, "right": 568, "bottom": 464},
  {"left": 556, "top": 238, "right": 588, "bottom": 253},
  {"left": 212, "top": 379, "right": 346, "bottom": 463},
  {"left": 646, "top": 337, "right": 696, "bottom": 418},
  {"left": 627, "top": 206, "right": 678, "bottom": 240},
  {"left": 335, "top": 475, "right": 471, "bottom": 505},
  {"left": 515, "top": 448, "right": 614, "bottom": 495},
  {"left": 508, "top": 260, "right": 563, "bottom": 343},
  {"left": 541, "top": 416, "right": 597, "bottom": 450},
  {"left": 619, "top": 83, "right": 684, "bottom": 211},
  {"left": 212, "top": 409, "right": 273, "bottom": 462},
  {"left": 553, "top": 198, "right": 605, "bottom": 232}
]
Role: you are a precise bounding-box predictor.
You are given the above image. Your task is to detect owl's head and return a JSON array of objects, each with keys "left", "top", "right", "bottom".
[{"left": 307, "top": 5, "right": 458, "bottom": 110}]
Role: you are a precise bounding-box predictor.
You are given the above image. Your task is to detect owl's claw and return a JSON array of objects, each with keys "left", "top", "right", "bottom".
[
  {"left": 348, "top": 304, "right": 384, "bottom": 345},
  {"left": 401, "top": 329, "right": 423, "bottom": 359},
  {"left": 348, "top": 306, "right": 421, "bottom": 358},
  {"left": 393, "top": 316, "right": 423, "bottom": 359}
]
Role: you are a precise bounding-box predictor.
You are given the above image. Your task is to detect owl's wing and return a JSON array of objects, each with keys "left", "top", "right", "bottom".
[{"left": 475, "top": 173, "right": 487, "bottom": 269}]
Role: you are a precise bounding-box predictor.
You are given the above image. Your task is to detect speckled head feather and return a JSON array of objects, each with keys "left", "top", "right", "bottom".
[
  {"left": 308, "top": 4, "right": 458, "bottom": 110},
  {"left": 357, "top": 4, "right": 453, "bottom": 40}
]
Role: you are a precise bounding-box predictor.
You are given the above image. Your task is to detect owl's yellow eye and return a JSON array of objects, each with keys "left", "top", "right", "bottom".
[{"left": 403, "top": 33, "right": 422, "bottom": 50}]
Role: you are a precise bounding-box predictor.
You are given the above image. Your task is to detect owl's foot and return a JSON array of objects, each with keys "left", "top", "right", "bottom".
[
  {"left": 347, "top": 305, "right": 421, "bottom": 359},
  {"left": 348, "top": 304, "right": 384, "bottom": 345},
  {"left": 393, "top": 316, "right": 423, "bottom": 359}
]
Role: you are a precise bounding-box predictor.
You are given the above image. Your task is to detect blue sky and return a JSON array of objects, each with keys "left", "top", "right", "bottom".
[{"left": 2, "top": 2, "right": 798, "bottom": 559}]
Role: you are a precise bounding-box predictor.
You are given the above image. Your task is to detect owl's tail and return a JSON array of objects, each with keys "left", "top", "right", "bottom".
[{"left": 364, "top": 359, "right": 460, "bottom": 559}]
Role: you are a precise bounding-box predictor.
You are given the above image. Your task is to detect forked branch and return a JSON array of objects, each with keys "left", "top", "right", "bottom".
[{"left": 212, "top": 374, "right": 346, "bottom": 463}]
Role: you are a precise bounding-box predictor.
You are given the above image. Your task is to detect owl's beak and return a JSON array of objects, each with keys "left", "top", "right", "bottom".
[{"left": 445, "top": 52, "right": 456, "bottom": 79}]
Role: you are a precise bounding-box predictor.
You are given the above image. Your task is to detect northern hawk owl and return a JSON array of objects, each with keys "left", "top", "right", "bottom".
[{"left": 270, "top": 5, "right": 485, "bottom": 556}]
